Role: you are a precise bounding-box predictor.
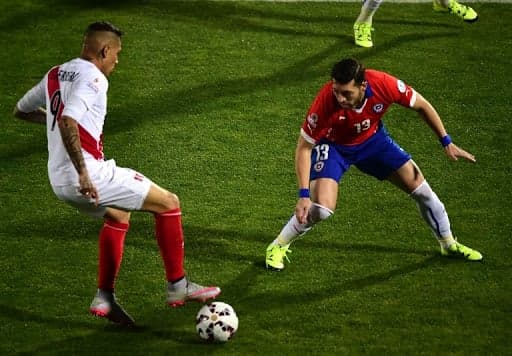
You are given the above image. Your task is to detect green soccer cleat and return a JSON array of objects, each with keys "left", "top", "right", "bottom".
[
  {"left": 441, "top": 241, "right": 483, "bottom": 261},
  {"left": 353, "top": 22, "right": 373, "bottom": 48},
  {"left": 265, "top": 243, "right": 292, "bottom": 271},
  {"left": 433, "top": 0, "right": 478, "bottom": 23}
]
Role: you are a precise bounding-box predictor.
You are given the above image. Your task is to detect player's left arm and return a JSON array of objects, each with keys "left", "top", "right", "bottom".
[
  {"left": 411, "top": 92, "right": 476, "bottom": 162},
  {"left": 13, "top": 106, "right": 46, "bottom": 125},
  {"left": 14, "top": 78, "right": 47, "bottom": 125}
]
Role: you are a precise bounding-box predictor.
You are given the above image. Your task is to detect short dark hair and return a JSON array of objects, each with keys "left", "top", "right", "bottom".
[
  {"left": 85, "top": 21, "right": 123, "bottom": 37},
  {"left": 331, "top": 58, "right": 365, "bottom": 85}
]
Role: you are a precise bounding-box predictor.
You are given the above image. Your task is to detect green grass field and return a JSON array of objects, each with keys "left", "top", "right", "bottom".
[{"left": 1, "top": 0, "right": 511, "bottom": 354}]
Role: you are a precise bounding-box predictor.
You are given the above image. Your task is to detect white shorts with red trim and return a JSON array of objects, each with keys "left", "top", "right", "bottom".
[{"left": 52, "top": 159, "right": 152, "bottom": 218}]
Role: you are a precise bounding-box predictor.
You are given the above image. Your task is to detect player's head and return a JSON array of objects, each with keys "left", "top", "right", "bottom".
[
  {"left": 81, "top": 22, "right": 123, "bottom": 77},
  {"left": 330, "top": 58, "right": 367, "bottom": 109}
]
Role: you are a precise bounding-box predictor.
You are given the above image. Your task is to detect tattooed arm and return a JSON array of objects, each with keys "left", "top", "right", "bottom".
[{"left": 58, "top": 115, "right": 99, "bottom": 204}]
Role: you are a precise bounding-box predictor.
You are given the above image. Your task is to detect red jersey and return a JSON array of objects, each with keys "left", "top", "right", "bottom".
[{"left": 301, "top": 69, "right": 417, "bottom": 146}]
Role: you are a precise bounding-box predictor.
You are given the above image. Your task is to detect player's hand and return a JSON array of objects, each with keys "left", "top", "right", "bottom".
[
  {"left": 295, "top": 198, "right": 312, "bottom": 224},
  {"left": 444, "top": 143, "right": 476, "bottom": 163},
  {"left": 79, "top": 173, "right": 99, "bottom": 206}
]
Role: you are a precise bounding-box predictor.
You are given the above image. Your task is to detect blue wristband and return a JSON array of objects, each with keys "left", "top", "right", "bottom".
[
  {"left": 298, "top": 188, "right": 310, "bottom": 198},
  {"left": 440, "top": 134, "right": 452, "bottom": 147}
]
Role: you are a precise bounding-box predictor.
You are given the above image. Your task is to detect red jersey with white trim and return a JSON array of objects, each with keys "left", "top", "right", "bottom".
[
  {"left": 17, "top": 58, "right": 108, "bottom": 186},
  {"left": 301, "top": 69, "right": 417, "bottom": 146}
]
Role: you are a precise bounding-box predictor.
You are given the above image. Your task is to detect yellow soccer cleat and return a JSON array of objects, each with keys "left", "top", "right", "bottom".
[
  {"left": 433, "top": 0, "right": 478, "bottom": 23},
  {"left": 353, "top": 22, "right": 373, "bottom": 48},
  {"left": 441, "top": 241, "right": 483, "bottom": 261},
  {"left": 265, "top": 242, "right": 292, "bottom": 271}
]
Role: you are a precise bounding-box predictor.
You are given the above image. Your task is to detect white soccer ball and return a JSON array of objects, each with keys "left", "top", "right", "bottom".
[{"left": 195, "top": 301, "right": 239, "bottom": 342}]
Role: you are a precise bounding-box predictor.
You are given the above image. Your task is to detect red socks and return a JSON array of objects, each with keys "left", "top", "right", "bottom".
[
  {"left": 97, "top": 208, "right": 185, "bottom": 291},
  {"left": 97, "top": 220, "right": 129, "bottom": 291},
  {"left": 155, "top": 208, "right": 185, "bottom": 282}
]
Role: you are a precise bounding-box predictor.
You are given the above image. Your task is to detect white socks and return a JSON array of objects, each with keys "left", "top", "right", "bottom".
[
  {"left": 274, "top": 203, "right": 333, "bottom": 246},
  {"left": 410, "top": 180, "right": 455, "bottom": 247},
  {"left": 356, "top": 0, "right": 383, "bottom": 24},
  {"left": 272, "top": 181, "right": 456, "bottom": 249}
]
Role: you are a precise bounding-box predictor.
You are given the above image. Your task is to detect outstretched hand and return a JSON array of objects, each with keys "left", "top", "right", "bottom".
[{"left": 444, "top": 143, "right": 476, "bottom": 162}]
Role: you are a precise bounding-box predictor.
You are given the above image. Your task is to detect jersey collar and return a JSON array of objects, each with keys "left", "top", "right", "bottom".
[
  {"left": 364, "top": 82, "right": 374, "bottom": 99},
  {"left": 352, "top": 83, "right": 373, "bottom": 114}
]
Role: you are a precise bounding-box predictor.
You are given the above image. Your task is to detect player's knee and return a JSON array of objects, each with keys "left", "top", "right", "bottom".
[
  {"left": 104, "top": 208, "right": 131, "bottom": 224},
  {"left": 308, "top": 202, "right": 334, "bottom": 224},
  {"left": 161, "top": 191, "right": 180, "bottom": 211},
  {"left": 410, "top": 180, "right": 432, "bottom": 201}
]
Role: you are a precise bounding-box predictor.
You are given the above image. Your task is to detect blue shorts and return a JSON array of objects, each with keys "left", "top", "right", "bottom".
[{"left": 310, "top": 125, "right": 411, "bottom": 182}]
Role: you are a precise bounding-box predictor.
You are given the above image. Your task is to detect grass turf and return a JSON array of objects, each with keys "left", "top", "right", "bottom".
[{"left": 0, "top": 1, "right": 511, "bottom": 354}]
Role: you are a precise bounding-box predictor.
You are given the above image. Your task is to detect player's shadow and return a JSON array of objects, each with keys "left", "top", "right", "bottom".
[
  {"left": 0, "top": 255, "right": 440, "bottom": 354},
  {"left": 0, "top": 225, "right": 483, "bottom": 354},
  {"left": 2, "top": 0, "right": 462, "bottom": 137}
]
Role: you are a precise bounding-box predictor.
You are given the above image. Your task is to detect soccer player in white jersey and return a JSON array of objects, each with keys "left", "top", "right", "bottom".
[
  {"left": 354, "top": 0, "right": 478, "bottom": 48},
  {"left": 14, "top": 22, "right": 220, "bottom": 326}
]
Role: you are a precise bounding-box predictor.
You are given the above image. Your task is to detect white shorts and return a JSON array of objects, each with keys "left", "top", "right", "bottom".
[{"left": 52, "top": 159, "right": 153, "bottom": 219}]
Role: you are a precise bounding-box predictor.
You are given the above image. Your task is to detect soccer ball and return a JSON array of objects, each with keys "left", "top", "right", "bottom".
[{"left": 195, "top": 301, "right": 239, "bottom": 342}]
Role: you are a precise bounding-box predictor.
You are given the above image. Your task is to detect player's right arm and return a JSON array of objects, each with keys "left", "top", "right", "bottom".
[
  {"left": 295, "top": 84, "right": 331, "bottom": 223},
  {"left": 295, "top": 135, "right": 314, "bottom": 224},
  {"left": 58, "top": 115, "right": 98, "bottom": 204}
]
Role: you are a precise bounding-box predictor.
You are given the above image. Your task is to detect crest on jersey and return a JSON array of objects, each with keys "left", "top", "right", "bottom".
[
  {"left": 314, "top": 161, "right": 324, "bottom": 172},
  {"left": 87, "top": 81, "right": 100, "bottom": 93},
  {"left": 397, "top": 80, "right": 406, "bottom": 93},
  {"left": 307, "top": 113, "right": 319, "bottom": 129},
  {"left": 373, "top": 104, "right": 384, "bottom": 113}
]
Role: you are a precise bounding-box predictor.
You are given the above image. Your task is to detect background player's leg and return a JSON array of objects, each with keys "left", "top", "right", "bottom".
[
  {"left": 354, "top": 0, "right": 383, "bottom": 47},
  {"left": 433, "top": 0, "right": 478, "bottom": 22}
]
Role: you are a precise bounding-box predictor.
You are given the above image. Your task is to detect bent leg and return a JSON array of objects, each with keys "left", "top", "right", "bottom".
[
  {"left": 388, "top": 160, "right": 454, "bottom": 244},
  {"left": 140, "top": 183, "right": 185, "bottom": 282},
  {"left": 275, "top": 178, "right": 337, "bottom": 246},
  {"left": 388, "top": 160, "right": 482, "bottom": 260},
  {"left": 141, "top": 183, "right": 180, "bottom": 213}
]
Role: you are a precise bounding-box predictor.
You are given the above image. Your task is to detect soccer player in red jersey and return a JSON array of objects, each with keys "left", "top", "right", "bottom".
[
  {"left": 265, "top": 58, "right": 482, "bottom": 271},
  {"left": 14, "top": 22, "right": 220, "bottom": 326}
]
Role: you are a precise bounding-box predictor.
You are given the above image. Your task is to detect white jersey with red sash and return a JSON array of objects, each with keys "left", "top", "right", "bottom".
[{"left": 17, "top": 58, "right": 109, "bottom": 187}]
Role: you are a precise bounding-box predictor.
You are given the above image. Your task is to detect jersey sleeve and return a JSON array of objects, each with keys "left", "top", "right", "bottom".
[
  {"left": 379, "top": 71, "right": 417, "bottom": 108},
  {"left": 61, "top": 72, "right": 107, "bottom": 123},
  {"left": 16, "top": 76, "right": 46, "bottom": 112},
  {"left": 300, "top": 84, "right": 333, "bottom": 145}
]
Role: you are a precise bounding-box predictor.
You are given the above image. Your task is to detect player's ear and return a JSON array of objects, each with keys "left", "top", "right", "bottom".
[{"left": 101, "top": 46, "right": 108, "bottom": 59}]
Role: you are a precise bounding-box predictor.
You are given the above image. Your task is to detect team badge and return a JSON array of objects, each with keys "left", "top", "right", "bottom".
[
  {"left": 87, "top": 81, "right": 99, "bottom": 93},
  {"left": 397, "top": 80, "right": 406, "bottom": 93},
  {"left": 307, "top": 113, "right": 318, "bottom": 129},
  {"left": 373, "top": 104, "right": 384, "bottom": 113},
  {"left": 314, "top": 161, "right": 324, "bottom": 172}
]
